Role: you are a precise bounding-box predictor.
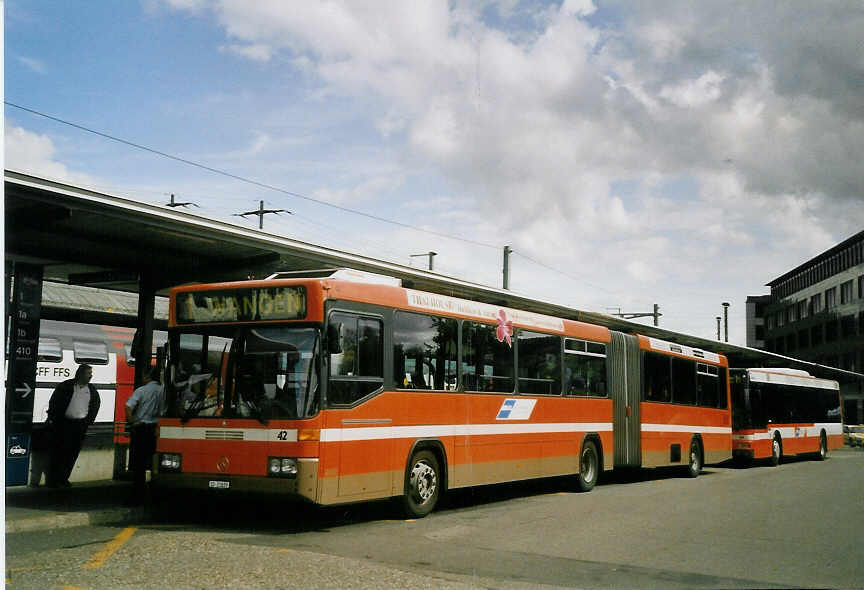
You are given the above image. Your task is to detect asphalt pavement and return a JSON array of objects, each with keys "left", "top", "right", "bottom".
[{"left": 5, "top": 479, "right": 147, "bottom": 534}]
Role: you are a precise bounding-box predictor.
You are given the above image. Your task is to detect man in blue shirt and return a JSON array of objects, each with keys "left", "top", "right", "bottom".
[{"left": 125, "top": 367, "right": 164, "bottom": 505}]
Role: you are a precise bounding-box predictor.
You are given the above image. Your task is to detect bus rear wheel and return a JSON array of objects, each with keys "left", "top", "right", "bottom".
[
  {"left": 770, "top": 436, "right": 782, "bottom": 466},
  {"left": 401, "top": 450, "right": 440, "bottom": 519},
  {"left": 686, "top": 438, "right": 702, "bottom": 478},
  {"left": 817, "top": 431, "right": 827, "bottom": 461},
  {"left": 575, "top": 440, "right": 599, "bottom": 492}
]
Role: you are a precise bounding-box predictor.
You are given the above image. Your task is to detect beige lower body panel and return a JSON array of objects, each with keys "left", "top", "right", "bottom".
[
  {"left": 317, "top": 470, "right": 402, "bottom": 505},
  {"left": 317, "top": 453, "right": 591, "bottom": 505},
  {"left": 642, "top": 448, "right": 730, "bottom": 467},
  {"left": 451, "top": 455, "right": 580, "bottom": 490}
]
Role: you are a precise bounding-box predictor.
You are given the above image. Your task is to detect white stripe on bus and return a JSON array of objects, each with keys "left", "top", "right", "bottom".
[
  {"left": 319, "top": 422, "right": 614, "bottom": 442},
  {"left": 159, "top": 422, "right": 615, "bottom": 442},
  {"left": 732, "top": 423, "right": 843, "bottom": 441},
  {"left": 641, "top": 424, "right": 732, "bottom": 435}
]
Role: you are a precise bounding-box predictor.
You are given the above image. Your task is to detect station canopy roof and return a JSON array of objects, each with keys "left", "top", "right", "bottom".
[{"left": 6, "top": 169, "right": 862, "bottom": 387}]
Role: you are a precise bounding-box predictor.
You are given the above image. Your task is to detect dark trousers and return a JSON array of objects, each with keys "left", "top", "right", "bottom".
[
  {"left": 129, "top": 423, "right": 157, "bottom": 501},
  {"left": 48, "top": 418, "right": 89, "bottom": 486}
]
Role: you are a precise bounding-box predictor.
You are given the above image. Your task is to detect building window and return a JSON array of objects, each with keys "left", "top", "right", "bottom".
[
  {"left": 810, "top": 293, "right": 822, "bottom": 315},
  {"left": 797, "top": 300, "right": 808, "bottom": 320},
  {"left": 841, "top": 315, "right": 856, "bottom": 339},
  {"left": 841, "top": 280, "right": 853, "bottom": 304},
  {"left": 777, "top": 310, "right": 785, "bottom": 327},
  {"left": 825, "top": 287, "right": 837, "bottom": 310},
  {"left": 811, "top": 325, "right": 823, "bottom": 347},
  {"left": 825, "top": 319, "right": 839, "bottom": 342},
  {"left": 858, "top": 275, "right": 864, "bottom": 299}
]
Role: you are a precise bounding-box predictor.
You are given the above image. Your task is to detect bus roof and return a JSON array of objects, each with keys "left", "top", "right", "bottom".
[{"left": 743, "top": 368, "right": 839, "bottom": 390}]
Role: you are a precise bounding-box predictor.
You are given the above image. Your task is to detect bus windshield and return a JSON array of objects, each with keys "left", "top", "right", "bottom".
[{"left": 163, "top": 326, "right": 320, "bottom": 421}]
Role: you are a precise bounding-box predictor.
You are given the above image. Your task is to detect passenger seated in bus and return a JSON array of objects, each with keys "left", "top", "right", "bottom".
[
  {"left": 410, "top": 366, "right": 429, "bottom": 389},
  {"left": 566, "top": 374, "right": 587, "bottom": 396}
]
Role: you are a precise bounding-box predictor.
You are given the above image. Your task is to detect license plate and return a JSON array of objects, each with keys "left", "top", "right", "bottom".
[{"left": 208, "top": 480, "right": 230, "bottom": 489}]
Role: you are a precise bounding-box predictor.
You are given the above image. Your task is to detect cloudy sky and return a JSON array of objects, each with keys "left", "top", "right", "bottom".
[{"left": 6, "top": 0, "right": 864, "bottom": 345}]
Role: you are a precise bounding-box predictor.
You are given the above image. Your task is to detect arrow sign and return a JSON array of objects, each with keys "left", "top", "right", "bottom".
[{"left": 15, "top": 383, "right": 32, "bottom": 398}]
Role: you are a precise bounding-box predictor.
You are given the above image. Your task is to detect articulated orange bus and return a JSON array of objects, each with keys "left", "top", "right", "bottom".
[
  {"left": 154, "top": 270, "right": 731, "bottom": 517},
  {"left": 730, "top": 368, "right": 842, "bottom": 465}
]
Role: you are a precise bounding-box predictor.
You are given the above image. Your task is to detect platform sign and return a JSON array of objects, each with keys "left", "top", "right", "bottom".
[{"left": 6, "top": 263, "right": 43, "bottom": 486}]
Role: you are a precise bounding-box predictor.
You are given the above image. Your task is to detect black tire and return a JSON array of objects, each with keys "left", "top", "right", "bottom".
[
  {"left": 770, "top": 435, "right": 782, "bottom": 467},
  {"left": 401, "top": 450, "right": 441, "bottom": 519},
  {"left": 686, "top": 438, "right": 702, "bottom": 478},
  {"left": 576, "top": 440, "right": 599, "bottom": 492},
  {"left": 817, "top": 431, "right": 828, "bottom": 461}
]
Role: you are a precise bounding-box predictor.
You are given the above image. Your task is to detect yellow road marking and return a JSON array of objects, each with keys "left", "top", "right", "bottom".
[{"left": 82, "top": 526, "right": 137, "bottom": 570}]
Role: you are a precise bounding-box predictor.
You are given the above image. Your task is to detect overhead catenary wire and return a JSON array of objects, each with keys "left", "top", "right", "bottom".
[
  {"left": 5, "top": 101, "right": 501, "bottom": 250},
  {"left": 511, "top": 251, "right": 620, "bottom": 298},
  {"left": 6, "top": 100, "right": 636, "bottom": 307}
]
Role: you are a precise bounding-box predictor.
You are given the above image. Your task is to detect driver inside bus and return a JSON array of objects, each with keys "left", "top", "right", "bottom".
[{"left": 236, "top": 356, "right": 269, "bottom": 418}]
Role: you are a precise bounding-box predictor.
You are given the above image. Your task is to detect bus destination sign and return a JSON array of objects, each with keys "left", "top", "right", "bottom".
[{"left": 177, "top": 286, "right": 306, "bottom": 324}]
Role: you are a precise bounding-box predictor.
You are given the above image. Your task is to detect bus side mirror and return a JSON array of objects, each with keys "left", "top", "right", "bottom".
[{"left": 327, "top": 322, "right": 343, "bottom": 355}]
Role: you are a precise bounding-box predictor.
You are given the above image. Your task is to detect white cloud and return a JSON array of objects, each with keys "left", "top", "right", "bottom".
[
  {"left": 660, "top": 71, "right": 725, "bottom": 108},
  {"left": 4, "top": 126, "right": 95, "bottom": 185},
  {"left": 17, "top": 56, "right": 46, "bottom": 74},
  {"left": 221, "top": 43, "right": 273, "bottom": 62},
  {"left": 19, "top": 2, "right": 864, "bottom": 344}
]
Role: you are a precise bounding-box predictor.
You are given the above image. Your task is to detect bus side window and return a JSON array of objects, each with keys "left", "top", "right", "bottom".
[
  {"left": 462, "top": 322, "right": 514, "bottom": 393},
  {"left": 643, "top": 352, "right": 671, "bottom": 402},
  {"left": 393, "top": 311, "right": 457, "bottom": 391},
  {"left": 328, "top": 312, "right": 383, "bottom": 405},
  {"left": 517, "top": 331, "right": 561, "bottom": 396},
  {"left": 563, "top": 339, "right": 607, "bottom": 397}
]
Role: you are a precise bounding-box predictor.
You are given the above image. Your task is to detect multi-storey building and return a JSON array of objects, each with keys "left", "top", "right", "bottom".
[
  {"left": 745, "top": 294, "right": 771, "bottom": 349},
  {"left": 750, "top": 229, "right": 864, "bottom": 422}
]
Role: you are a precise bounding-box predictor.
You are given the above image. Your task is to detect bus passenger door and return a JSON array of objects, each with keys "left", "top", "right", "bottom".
[{"left": 609, "top": 332, "right": 641, "bottom": 468}]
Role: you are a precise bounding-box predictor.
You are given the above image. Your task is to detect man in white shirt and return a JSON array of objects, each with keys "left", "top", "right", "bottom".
[
  {"left": 46, "top": 364, "right": 100, "bottom": 487},
  {"left": 125, "top": 367, "right": 164, "bottom": 504}
]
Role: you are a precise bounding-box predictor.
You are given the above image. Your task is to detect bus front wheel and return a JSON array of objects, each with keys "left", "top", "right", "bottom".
[
  {"left": 401, "top": 450, "right": 440, "bottom": 519},
  {"left": 576, "top": 440, "right": 599, "bottom": 492}
]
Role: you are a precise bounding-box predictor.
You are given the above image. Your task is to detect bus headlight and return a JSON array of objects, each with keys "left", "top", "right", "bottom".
[
  {"left": 159, "top": 453, "right": 182, "bottom": 472},
  {"left": 268, "top": 457, "right": 298, "bottom": 478}
]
